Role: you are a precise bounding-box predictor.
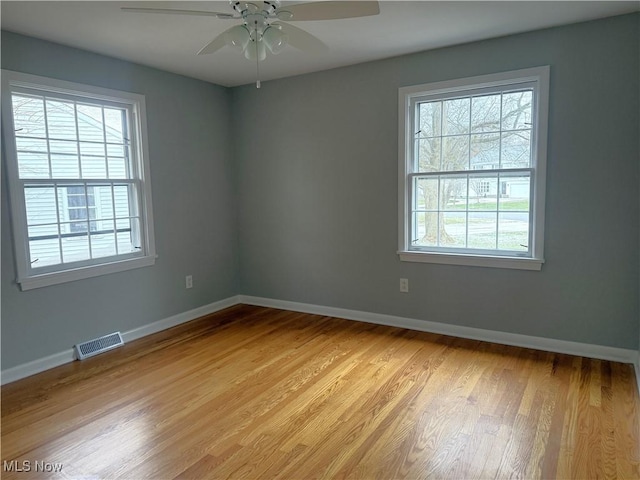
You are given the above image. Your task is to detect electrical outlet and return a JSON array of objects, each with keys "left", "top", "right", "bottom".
[
  {"left": 400, "top": 278, "right": 409, "bottom": 293},
  {"left": 185, "top": 275, "right": 193, "bottom": 289}
]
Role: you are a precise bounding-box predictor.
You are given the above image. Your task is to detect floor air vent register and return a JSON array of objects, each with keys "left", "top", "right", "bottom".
[{"left": 74, "top": 332, "right": 124, "bottom": 360}]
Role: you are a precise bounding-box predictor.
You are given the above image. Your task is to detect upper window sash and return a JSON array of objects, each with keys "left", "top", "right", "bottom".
[
  {"left": 12, "top": 85, "right": 133, "bottom": 110},
  {"left": 407, "top": 81, "right": 538, "bottom": 105}
]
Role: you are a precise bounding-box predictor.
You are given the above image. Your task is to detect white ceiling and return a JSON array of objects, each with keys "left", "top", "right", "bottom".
[{"left": 2, "top": 1, "right": 638, "bottom": 87}]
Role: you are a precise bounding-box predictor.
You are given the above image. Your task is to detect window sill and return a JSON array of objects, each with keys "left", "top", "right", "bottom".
[
  {"left": 398, "top": 251, "right": 543, "bottom": 271},
  {"left": 17, "top": 255, "right": 157, "bottom": 291}
]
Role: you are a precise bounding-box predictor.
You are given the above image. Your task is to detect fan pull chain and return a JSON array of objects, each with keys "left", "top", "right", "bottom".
[
  {"left": 255, "top": 23, "right": 261, "bottom": 88},
  {"left": 256, "top": 40, "right": 261, "bottom": 88}
]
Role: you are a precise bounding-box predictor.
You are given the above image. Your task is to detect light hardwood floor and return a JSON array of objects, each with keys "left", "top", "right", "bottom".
[{"left": 2, "top": 305, "right": 639, "bottom": 479}]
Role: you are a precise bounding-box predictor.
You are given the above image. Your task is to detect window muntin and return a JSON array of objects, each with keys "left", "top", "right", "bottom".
[
  {"left": 399, "top": 67, "right": 548, "bottom": 270},
  {"left": 2, "top": 71, "right": 155, "bottom": 289}
]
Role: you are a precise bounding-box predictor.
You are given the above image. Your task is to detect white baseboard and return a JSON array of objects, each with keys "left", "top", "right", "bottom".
[
  {"left": 0, "top": 349, "right": 76, "bottom": 386},
  {"left": 239, "top": 295, "right": 638, "bottom": 365},
  {"left": 0, "top": 295, "right": 240, "bottom": 385},
  {"left": 121, "top": 295, "right": 240, "bottom": 344},
  {"left": 3, "top": 293, "right": 638, "bottom": 395}
]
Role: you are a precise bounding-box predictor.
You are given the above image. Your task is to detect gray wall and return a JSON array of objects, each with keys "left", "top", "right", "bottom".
[
  {"left": 233, "top": 13, "right": 640, "bottom": 349},
  {"left": 2, "top": 13, "right": 639, "bottom": 371},
  {"left": 1, "top": 31, "right": 239, "bottom": 369}
]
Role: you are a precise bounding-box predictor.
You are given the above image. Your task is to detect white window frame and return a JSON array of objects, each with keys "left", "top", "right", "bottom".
[
  {"left": 2, "top": 70, "right": 156, "bottom": 290},
  {"left": 398, "top": 66, "right": 549, "bottom": 271}
]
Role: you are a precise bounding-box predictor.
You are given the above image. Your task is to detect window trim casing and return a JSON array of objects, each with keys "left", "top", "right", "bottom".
[
  {"left": 398, "top": 66, "right": 550, "bottom": 271},
  {"left": 2, "top": 70, "right": 157, "bottom": 290}
]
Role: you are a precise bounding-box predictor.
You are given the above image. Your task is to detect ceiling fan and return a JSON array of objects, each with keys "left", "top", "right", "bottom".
[{"left": 122, "top": 1, "right": 380, "bottom": 87}]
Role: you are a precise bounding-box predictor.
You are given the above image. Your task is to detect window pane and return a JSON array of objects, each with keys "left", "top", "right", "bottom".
[
  {"left": 470, "top": 134, "right": 499, "bottom": 170},
  {"left": 113, "top": 185, "right": 131, "bottom": 217},
  {"left": 91, "top": 231, "right": 117, "bottom": 258},
  {"left": 498, "top": 212, "right": 529, "bottom": 251},
  {"left": 28, "top": 223, "right": 58, "bottom": 242},
  {"left": 440, "top": 177, "right": 467, "bottom": 210},
  {"left": 442, "top": 135, "right": 469, "bottom": 170},
  {"left": 469, "top": 176, "right": 498, "bottom": 209},
  {"left": 471, "top": 94, "right": 500, "bottom": 133},
  {"left": 441, "top": 212, "right": 466, "bottom": 247},
  {"left": 56, "top": 187, "right": 66, "bottom": 229},
  {"left": 497, "top": 173, "right": 531, "bottom": 250},
  {"left": 443, "top": 98, "right": 470, "bottom": 135},
  {"left": 28, "top": 223, "right": 58, "bottom": 238},
  {"left": 94, "top": 185, "right": 114, "bottom": 220},
  {"left": 418, "top": 101, "right": 441, "bottom": 138},
  {"left": 104, "top": 108, "right": 125, "bottom": 143},
  {"left": 499, "top": 176, "right": 530, "bottom": 210},
  {"left": 28, "top": 226, "right": 61, "bottom": 267},
  {"left": 416, "top": 138, "right": 440, "bottom": 172},
  {"left": 468, "top": 213, "right": 497, "bottom": 249},
  {"left": 106, "top": 143, "right": 125, "bottom": 157},
  {"left": 61, "top": 232, "right": 90, "bottom": 263},
  {"left": 51, "top": 154, "right": 80, "bottom": 179},
  {"left": 501, "top": 131, "right": 531, "bottom": 168},
  {"left": 79, "top": 142, "right": 107, "bottom": 179},
  {"left": 502, "top": 90, "right": 533, "bottom": 130},
  {"left": 107, "top": 156, "right": 128, "bottom": 179},
  {"left": 116, "top": 218, "right": 138, "bottom": 253},
  {"left": 16, "top": 137, "right": 48, "bottom": 153},
  {"left": 414, "top": 177, "right": 439, "bottom": 211},
  {"left": 77, "top": 104, "right": 104, "bottom": 142},
  {"left": 46, "top": 99, "right": 77, "bottom": 140},
  {"left": 107, "top": 144, "right": 129, "bottom": 179},
  {"left": 81, "top": 155, "right": 107, "bottom": 179},
  {"left": 12, "top": 95, "right": 47, "bottom": 137},
  {"left": 115, "top": 217, "right": 131, "bottom": 231},
  {"left": 412, "top": 212, "right": 438, "bottom": 247},
  {"left": 18, "top": 153, "right": 49, "bottom": 179},
  {"left": 49, "top": 140, "right": 76, "bottom": 156},
  {"left": 412, "top": 212, "right": 425, "bottom": 246},
  {"left": 79, "top": 142, "right": 105, "bottom": 157}
]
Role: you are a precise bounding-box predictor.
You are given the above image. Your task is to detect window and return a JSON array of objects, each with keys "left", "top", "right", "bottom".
[
  {"left": 2, "top": 70, "right": 156, "bottom": 290},
  {"left": 398, "top": 67, "right": 549, "bottom": 270},
  {"left": 66, "top": 186, "right": 97, "bottom": 233}
]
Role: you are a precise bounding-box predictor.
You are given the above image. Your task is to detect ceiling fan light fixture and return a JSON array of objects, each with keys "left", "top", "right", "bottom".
[
  {"left": 224, "top": 24, "right": 250, "bottom": 50},
  {"left": 244, "top": 39, "right": 267, "bottom": 61},
  {"left": 122, "top": 0, "right": 382, "bottom": 88},
  {"left": 263, "top": 25, "right": 288, "bottom": 54},
  {"left": 275, "top": 9, "right": 293, "bottom": 21}
]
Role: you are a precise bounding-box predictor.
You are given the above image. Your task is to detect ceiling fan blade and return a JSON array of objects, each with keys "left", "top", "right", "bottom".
[
  {"left": 273, "top": 21, "right": 328, "bottom": 53},
  {"left": 276, "top": 1, "right": 379, "bottom": 21},
  {"left": 121, "top": 7, "right": 236, "bottom": 19},
  {"left": 197, "top": 30, "right": 229, "bottom": 55}
]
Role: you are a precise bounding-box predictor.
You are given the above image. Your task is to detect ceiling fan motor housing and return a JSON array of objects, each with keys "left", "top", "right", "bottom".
[{"left": 230, "top": 1, "right": 281, "bottom": 17}]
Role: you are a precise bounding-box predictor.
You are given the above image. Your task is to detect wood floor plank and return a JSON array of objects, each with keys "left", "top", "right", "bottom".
[{"left": 2, "top": 305, "right": 638, "bottom": 479}]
